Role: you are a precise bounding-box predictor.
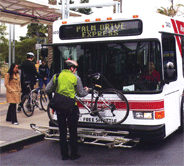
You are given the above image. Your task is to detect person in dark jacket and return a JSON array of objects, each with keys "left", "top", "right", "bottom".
[
  {"left": 38, "top": 59, "right": 49, "bottom": 90},
  {"left": 17, "top": 52, "right": 44, "bottom": 111}
]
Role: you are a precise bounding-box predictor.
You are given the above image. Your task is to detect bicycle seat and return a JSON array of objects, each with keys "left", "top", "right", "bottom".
[{"left": 88, "top": 73, "right": 101, "bottom": 80}]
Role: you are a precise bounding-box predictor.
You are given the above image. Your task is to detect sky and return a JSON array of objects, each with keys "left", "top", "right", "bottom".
[{"left": 6, "top": 0, "right": 184, "bottom": 40}]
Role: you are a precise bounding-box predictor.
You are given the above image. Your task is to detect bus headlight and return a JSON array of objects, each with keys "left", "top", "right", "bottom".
[{"left": 133, "top": 111, "right": 153, "bottom": 119}]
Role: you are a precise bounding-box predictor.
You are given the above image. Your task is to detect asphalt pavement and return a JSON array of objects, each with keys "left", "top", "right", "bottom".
[{"left": 0, "top": 78, "right": 49, "bottom": 153}]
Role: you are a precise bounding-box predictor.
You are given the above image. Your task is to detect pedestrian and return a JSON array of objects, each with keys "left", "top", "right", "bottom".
[
  {"left": 45, "top": 60, "right": 89, "bottom": 160},
  {"left": 38, "top": 58, "right": 50, "bottom": 91},
  {"left": 4, "top": 63, "right": 21, "bottom": 125},
  {"left": 17, "top": 52, "right": 44, "bottom": 111}
]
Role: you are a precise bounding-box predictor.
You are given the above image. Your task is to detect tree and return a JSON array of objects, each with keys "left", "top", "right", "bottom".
[
  {"left": 157, "top": 3, "right": 183, "bottom": 17},
  {"left": 70, "top": 0, "right": 93, "bottom": 15},
  {"left": 17, "top": 23, "right": 48, "bottom": 65},
  {"left": 0, "top": 23, "right": 8, "bottom": 62},
  {"left": 0, "top": 23, "right": 8, "bottom": 43},
  {"left": 19, "top": 23, "right": 48, "bottom": 40},
  {"left": 15, "top": 38, "right": 37, "bottom": 64},
  {"left": 0, "top": 39, "right": 8, "bottom": 62},
  {"left": 77, "top": 0, "right": 92, "bottom": 15}
]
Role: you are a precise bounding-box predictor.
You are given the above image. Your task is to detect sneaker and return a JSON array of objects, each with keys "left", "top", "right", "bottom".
[
  {"left": 70, "top": 154, "right": 81, "bottom": 160},
  {"left": 13, "top": 122, "right": 19, "bottom": 125}
]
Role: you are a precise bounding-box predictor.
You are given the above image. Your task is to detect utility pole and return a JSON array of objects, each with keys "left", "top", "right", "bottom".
[
  {"left": 9, "top": 24, "right": 11, "bottom": 68},
  {"left": 8, "top": 24, "right": 16, "bottom": 67},
  {"left": 12, "top": 25, "right": 15, "bottom": 63},
  {"left": 61, "top": 0, "right": 70, "bottom": 19}
]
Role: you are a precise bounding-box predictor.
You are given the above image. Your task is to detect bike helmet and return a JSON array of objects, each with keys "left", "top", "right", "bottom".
[
  {"left": 27, "top": 52, "right": 35, "bottom": 59},
  {"left": 65, "top": 60, "right": 78, "bottom": 69}
]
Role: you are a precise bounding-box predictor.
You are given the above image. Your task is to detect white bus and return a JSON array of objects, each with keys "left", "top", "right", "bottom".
[{"left": 50, "top": 13, "right": 184, "bottom": 141}]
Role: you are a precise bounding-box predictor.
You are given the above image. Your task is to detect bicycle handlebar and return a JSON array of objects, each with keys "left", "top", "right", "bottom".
[{"left": 88, "top": 73, "right": 101, "bottom": 80}]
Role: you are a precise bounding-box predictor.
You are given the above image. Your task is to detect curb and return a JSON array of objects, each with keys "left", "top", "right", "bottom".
[{"left": 0, "top": 133, "right": 45, "bottom": 153}]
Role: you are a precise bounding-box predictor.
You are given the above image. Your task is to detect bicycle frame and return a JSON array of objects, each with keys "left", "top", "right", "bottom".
[
  {"left": 75, "top": 96, "right": 91, "bottom": 115},
  {"left": 75, "top": 88, "right": 112, "bottom": 116},
  {"left": 75, "top": 73, "right": 114, "bottom": 116},
  {"left": 25, "top": 82, "right": 41, "bottom": 109}
]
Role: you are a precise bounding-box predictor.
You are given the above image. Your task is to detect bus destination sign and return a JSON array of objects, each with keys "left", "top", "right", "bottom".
[{"left": 59, "top": 20, "right": 142, "bottom": 40}]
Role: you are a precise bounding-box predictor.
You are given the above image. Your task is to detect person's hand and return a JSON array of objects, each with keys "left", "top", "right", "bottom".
[
  {"left": 44, "top": 77, "right": 47, "bottom": 80},
  {"left": 84, "top": 86, "right": 89, "bottom": 91}
]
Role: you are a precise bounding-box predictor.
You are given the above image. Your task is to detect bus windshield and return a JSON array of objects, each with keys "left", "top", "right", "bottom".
[{"left": 53, "top": 40, "right": 162, "bottom": 93}]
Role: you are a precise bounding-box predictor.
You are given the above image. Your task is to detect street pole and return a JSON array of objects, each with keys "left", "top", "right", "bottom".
[
  {"left": 37, "top": 40, "right": 39, "bottom": 63},
  {"left": 12, "top": 25, "right": 15, "bottom": 63},
  {"left": 62, "top": 0, "right": 66, "bottom": 19},
  {"left": 9, "top": 24, "right": 11, "bottom": 68},
  {"left": 66, "top": 0, "right": 69, "bottom": 18}
]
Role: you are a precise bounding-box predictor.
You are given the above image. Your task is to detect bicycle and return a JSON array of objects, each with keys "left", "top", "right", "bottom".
[
  {"left": 22, "top": 81, "right": 49, "bottom": 117},
  {"left": 47, "top": 73, "right": 129, "bottom": 126}
]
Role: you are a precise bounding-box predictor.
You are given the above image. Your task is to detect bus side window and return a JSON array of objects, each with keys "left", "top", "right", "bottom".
[{"left": 162, "top": 34, "right": 177, "bottom": 83}]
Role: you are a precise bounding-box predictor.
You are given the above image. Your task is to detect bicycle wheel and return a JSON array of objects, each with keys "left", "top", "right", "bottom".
[
  {"left": 22, "top": 94, "right": 34, "bottom": 117},
  {"left": 47, "top": 104, "right": 58, "bottom": 127},
  {"left": 95, "top": 89, "right": 129, "bottom": 125},
  {"left": 40, "top": 90, "right": 49, "bottom": 111}
]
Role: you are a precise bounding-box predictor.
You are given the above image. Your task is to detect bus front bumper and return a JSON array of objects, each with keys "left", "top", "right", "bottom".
[{"left": 77, "top": 122, "right": 166, "bottom": 141}]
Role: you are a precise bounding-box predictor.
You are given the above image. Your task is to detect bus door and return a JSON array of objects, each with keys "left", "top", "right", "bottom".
[{"left": 162, "top": 34, "right": 180, "bottom": 135}]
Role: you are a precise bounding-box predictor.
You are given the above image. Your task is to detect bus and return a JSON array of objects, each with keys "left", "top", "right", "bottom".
[{"left": 49, "top": 13, "right": 184, "bottom": 141}]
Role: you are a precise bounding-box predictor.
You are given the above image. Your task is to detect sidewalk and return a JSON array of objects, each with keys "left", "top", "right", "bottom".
[{"left": 0, "top": 82, "right": 50, "bottom": 153}]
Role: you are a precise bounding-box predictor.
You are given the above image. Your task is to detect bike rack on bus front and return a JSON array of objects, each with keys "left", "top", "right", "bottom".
[{"left": 30, "top": 123, "right": 140, "bottom": 148}]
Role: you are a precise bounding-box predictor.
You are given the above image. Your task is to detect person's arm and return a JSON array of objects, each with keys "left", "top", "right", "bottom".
[
  {"left": 45, "top": 74, "right": 56, "bottom": 95},
  {"left": 32, "top": 63, "right": 44, "bottom": 79},
  {"left": 4, "top": 73, "right": 14, "bottom": 92},
  {"left": 46, "top": 65, "right": 50, "bottom": 78},
  {"left": 75, "top": 75, "right": 89, "bottom": 97}
]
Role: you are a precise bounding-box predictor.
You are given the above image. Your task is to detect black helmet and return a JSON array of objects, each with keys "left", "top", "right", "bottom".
[
  {"left": 27, "top": 52, "right": 35, "bottom": 59},
  {"left": 65, "top": 60, "right": 78, "bottom": 69}
]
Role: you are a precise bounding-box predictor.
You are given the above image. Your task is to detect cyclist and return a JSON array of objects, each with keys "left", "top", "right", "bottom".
[
  {"left": 18, "top": 52, "right": 44, "bottom": 111},
  {"left": 38, "top": 59, "right": 50, "bottom": 91},
  {"left": 45, "top": 59, "right": 89, "bottom": 160}
]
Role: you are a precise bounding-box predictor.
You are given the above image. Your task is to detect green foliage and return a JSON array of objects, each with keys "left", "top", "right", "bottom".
[
  {"left": 0, "top": 23, "right": 8, "bottom": 43},
  {"left": 20, "top": 23, "right": 48, "bottom": 39},
  {"left": 0, "top": 23, "right": 8, "bottom": 62},
  {"left": 0, "top": 40, "right": 9, "bottom": 62},
  {"left": 1, "top": 23, "right": 47, "bottom": 65},
  {"left": 15, "top": 37, "right": 37, "bottom": 65},
  {"left": 70, "top": 0, "right": 92, "bottom": 15},
  {"left": 78, "top": 0, "right": 92, "bottom": 15},
  {"left": 157, "top": 3, "right": 184, "bottom": 17},
  {"left": 0, "top": 23, "right": 7, "bottom": 36},
  {"left": 70, "top": 0, "right": 74, "bottom": 4}
]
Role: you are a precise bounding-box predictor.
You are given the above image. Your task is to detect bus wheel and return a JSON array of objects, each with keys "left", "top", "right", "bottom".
[{"left": 178, "top": 95, "right": 184, "bottom": 132}]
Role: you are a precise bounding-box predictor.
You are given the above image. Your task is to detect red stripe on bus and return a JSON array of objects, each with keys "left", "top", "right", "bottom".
[
  {"left": 77, "top": 100, "right": 164, "bottom": 110},
  {"left": 171, "top": 19, "right": 182, "bottom": 56},
  {"left": 175, "top": 20, "right": 184, "bottom": 35},
  {"left": 129, "top": 100, "right": 164, "bottom": 110}
]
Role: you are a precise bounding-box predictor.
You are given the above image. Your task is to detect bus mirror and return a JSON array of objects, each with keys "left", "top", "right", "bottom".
[
  {"left": 41, "top": 48, "right": 48, "bottom": 57},
  {"left": 164, "top": 68, "right": 176, "bottom": 83}
]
